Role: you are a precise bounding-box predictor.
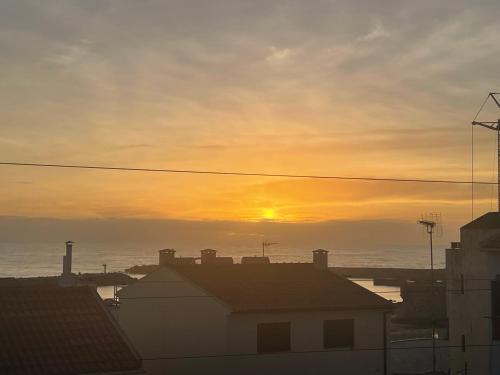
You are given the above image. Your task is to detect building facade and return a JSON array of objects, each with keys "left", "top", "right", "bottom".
[
  {"left": 446, "top": 212, "right": 500, "bottom": 375},
  {"left": 118, "top": 250, "right": 392, "bottom": 375}
]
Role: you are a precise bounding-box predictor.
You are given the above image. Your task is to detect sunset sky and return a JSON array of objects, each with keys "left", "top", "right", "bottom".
[{"left": 1, "top": 0, "right": 500, "bottom": 228}]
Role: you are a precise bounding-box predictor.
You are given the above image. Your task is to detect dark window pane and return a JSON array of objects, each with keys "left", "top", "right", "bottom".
[
  {"left": 257, "top": 322, "right": 291, "bottom": 353},
  {"left": 324, "top": 319, "right": 354, "bottom": 348}
]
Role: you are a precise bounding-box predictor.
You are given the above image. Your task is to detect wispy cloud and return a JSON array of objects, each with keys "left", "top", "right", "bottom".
[
  {"left": 357, "top": 19, "right": 390, "bottom": 42},
  {"left": 266, "top": 46, "right": 300, "bottom": 64},
  {"left": 43, "top": 39, "right": 91, "bottom": 66},
  {"left": 0, "top": 0, "right": 498, "bottom": 222}
]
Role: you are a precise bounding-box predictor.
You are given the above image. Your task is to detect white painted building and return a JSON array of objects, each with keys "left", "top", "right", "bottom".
[
  {"left": 118, "top": 250, "right": 393, "bottom": 375},
  {"left": 446, "top": 212, "right": 500, "bottom": 375}
]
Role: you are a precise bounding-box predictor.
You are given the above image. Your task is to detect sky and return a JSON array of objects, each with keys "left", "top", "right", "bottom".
[{"left": 1, "top": 0, "right": 500, "bottom": 241}]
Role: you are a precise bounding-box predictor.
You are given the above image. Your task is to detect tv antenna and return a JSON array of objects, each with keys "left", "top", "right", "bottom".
[
  {"left": 472, "top": 92, "right": 500, "bottom": 212},
  {"left": 261, "top": 241, "right": 278, "bottom": 257},
  {"left": 419, "top": 213, "right": 443, "bottom": 238}
]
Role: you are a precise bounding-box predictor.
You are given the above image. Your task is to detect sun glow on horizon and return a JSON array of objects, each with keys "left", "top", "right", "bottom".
[{"left": 262, "top": 208, "right": 276, "bottom": 220}]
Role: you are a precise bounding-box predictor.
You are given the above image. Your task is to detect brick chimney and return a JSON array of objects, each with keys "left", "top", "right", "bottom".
[
  {"left": 159, "top": 249, "right": 176, "bottom": 266},
  {"left": 313, "top": 249, "right": 329, "bottom": 270},
  {"left": 200, "top": 249, "right": 217, "bottom": 264}
]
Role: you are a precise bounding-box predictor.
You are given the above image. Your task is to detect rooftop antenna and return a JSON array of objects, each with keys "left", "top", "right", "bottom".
[
  {"left": 472, "top": 92, "right": 500, "bottom": 212},
  {"left": 419, "top": 213, "right": 443, "bottom": 238},
  {"left": 262, "top": 241, "right": 278, "bottom": 257}
]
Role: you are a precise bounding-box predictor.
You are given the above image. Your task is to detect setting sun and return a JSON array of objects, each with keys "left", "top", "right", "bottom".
[{"left": 262, "top": 208, "right": 276, "bottom": 220}]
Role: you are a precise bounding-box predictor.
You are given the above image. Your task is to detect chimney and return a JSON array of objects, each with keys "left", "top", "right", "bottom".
[
  {"left": 59, "top": 241, "right": 76, "bottom": 287},
  {"left": 159, "top": 249, "right": 176, "bottom": 266},
  {"left": 63, "top": 241, "right": 73, "bottom": 275},
  {"left": 200, "top": 249, "right": 217, "bottom": 264},
  {"left": 312, "top": 249, "right": 328, "bottom": 270}
]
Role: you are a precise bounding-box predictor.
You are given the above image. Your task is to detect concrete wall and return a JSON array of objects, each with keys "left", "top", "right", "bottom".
[
  {"left": 117, "top": 267, "right": 230, "bottom": 370},
  {"left": 447, "top": 225, "right": 500, "bottom": 375},
  {"left": 225, "top": 309, "right": 388, "bottom": 375},
  {"left": 142, "top": 350, "right": 383, "bottom": 375},
  {"left": 391, "top": 338, "right": 448, "bottom": 374}
]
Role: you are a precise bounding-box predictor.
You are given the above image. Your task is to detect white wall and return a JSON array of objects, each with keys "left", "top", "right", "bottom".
[
  {"left": 138, "top": 309, "right": 388, "bottom": 375},
  {"left": 225, "top": 309, "right": 388, "bottom": 375},
  {"left": 391, "top": 338, "right": 448, "bottom": 374},
  {"left": 117, "top": 267, "right": 230, "bottom": 374},
  {"left": 447, "top": 225, "right": 500, "bottom": 375}
]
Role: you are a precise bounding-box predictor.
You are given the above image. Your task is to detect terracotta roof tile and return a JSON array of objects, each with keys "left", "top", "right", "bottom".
[
  {"left": 171, "top": 263, "right": 392, "bottom": 313},
  {"left": 0, "top": 283, "right": 142, "bottom": 375}
]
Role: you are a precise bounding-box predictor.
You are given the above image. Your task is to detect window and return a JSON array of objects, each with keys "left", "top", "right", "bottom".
[
  {"left": 323, "top": 319, "right": 354, "bottom": 348},
  {"left": 257, "top": 322, "right": 291, "bottom": 353}
]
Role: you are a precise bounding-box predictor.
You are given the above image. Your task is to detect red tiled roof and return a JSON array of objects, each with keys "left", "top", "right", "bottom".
[
  {"left": 0, "top": 283, "right": 142, "bottom": 375},
  {"left": 172, "top": 263, "right": 392, "bottom": 313}
]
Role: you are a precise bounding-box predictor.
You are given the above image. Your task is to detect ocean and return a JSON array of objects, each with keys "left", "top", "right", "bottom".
[
  {"left": 0, "top": 242, "right": 446, "bottom": 302},
  {"left": 0, "top": 242, "right": 446, "bottom": 278}
]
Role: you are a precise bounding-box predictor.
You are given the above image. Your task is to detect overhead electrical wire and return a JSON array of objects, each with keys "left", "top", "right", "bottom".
[
  {"left": 139, "top": 342, "right": 500, "bottom": 361},
  {"left": 0, "top": 161, "right": 497, "bottom": 185}
]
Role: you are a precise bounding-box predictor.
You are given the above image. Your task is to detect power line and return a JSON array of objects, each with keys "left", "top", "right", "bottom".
[
  {"left": 5, "top": 342, "right": 500, "bottom": 370},
  {"left": 115, "top": 287, "right": 491, "bottom": 299},
  {"left": 0, "top": 161, "right": 497, "bottom": 185},
  {"left": 139, "top": 343, "right": 500, "bottom": 361},
  {"left": 0, "top": 282, "right": 491, "bottom": 295}
]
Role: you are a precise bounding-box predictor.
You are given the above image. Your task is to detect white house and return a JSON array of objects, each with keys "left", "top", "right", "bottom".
[
  {"left": 117, "top": 249, "right": 393, "bottom": 375},
  {"left": 446, "top": 212, "right": 500, "bottom": 375}
]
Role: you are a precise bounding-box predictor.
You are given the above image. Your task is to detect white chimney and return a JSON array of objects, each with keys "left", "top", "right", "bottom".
[
  {"left": 59, "top": 241, "right": 76, "bottom": 287},
  {"left": 63, "top": 241, "right": 74, "bottom": 275},
  {"left": 313, "top": 249, "right": 329, "bottom": 270}
]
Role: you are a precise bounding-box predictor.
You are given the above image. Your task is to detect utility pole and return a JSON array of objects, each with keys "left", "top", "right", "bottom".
[
  {"left": 472, "top": 92, "right": 500, "bottom": 212},
  {"left": 418, "top": 219, "right": 437, "bottom": 374}
]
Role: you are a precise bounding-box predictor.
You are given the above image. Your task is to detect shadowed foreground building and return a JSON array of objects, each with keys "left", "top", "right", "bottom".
[
  {"left": 446, "top": 212, "right": 500, "bottom": 375},
  {"left": 0, "top": 281, "right": 143, "bottom": 375},
  {"left": 118, "top": 249, "right": 393, "bottom": 375}
]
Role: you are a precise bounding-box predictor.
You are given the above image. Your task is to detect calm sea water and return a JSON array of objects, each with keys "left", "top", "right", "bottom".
[
  {"left": 0, "top": 242, "right": 446, "bottom": 278},
  {"left": 1, "top": 242, "right": 441, "bottom": 303}
]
